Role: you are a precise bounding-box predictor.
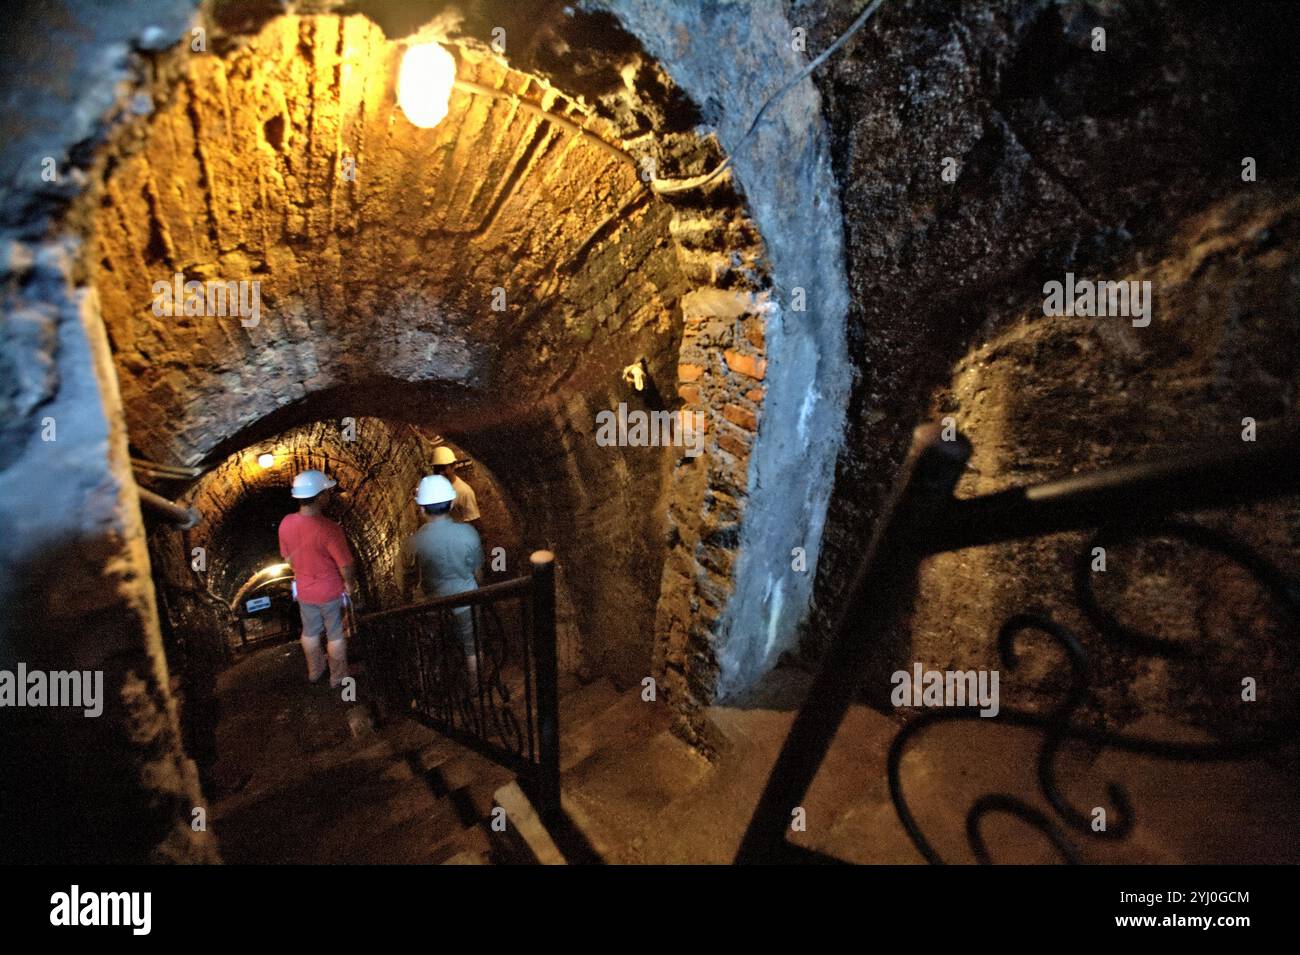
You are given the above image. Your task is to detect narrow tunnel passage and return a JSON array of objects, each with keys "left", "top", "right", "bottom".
[
  {"left": 2, "top": 0, "right": 1297, "bottom": 883},
  {"left": 76, "top": 3, "right": 791, "bottom": 864},
  {"left": 91, "top": 7, "right": 779, "bottom": 714}
]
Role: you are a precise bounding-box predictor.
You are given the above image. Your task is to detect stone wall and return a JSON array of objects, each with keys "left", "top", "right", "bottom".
[
  {"left": 792, "top": 0, "right": 1300, "bottom": 730},
  {"left": 584, "top": 0, "right": 852, "bottom": 740},
  {"left": 0, "top": 0, "right": 218, "bottom": 863},
  {"left": 73, "top": 0, "right": 850, "bottom": 728},
  {"left": 910, "top": 191, "right": 1300, "bottom": 733}
]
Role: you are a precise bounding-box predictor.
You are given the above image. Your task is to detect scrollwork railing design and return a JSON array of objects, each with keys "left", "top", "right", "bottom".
[
  {"left": 736, "top": 423, "right": 1300, "bottom": 865},
  {"left": 358, "top": 551, "right": 560, "bottom": 819}
]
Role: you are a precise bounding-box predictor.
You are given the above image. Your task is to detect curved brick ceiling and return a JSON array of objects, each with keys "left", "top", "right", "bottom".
[
  {"left": 89, "top": 12, "right": 696, "bottom": 464},
  {"left": 168, "top": 417, "right": 431, "bottom": 604},
  {"left": 171, "top": 417, "right": 514, "bottom": 606},
  {"left": 81, "top": 0, "right": 809, "bottom": 712},
  {"left": 153, "top": 414, "right": 567, "bottom": 667}
]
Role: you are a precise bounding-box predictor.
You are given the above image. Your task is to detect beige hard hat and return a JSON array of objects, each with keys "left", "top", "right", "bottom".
[
  {"left": 415, "top": 474, "right": 456, "bottom": 506},
  {"left": 432, "top": 446, "right": 457, "bottom": 466}
]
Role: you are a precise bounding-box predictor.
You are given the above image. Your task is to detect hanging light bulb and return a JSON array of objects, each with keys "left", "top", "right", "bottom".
[
  {"left": 398, "top": 42, "right": 456, "bottom": 129},
  {"left": 257, "top": 452, "right": 275, "bottom": 468}
]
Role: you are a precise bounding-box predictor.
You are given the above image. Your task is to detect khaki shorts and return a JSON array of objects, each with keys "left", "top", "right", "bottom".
[{"left": 299, "top": 597, "right": 346, "bottom": 641}]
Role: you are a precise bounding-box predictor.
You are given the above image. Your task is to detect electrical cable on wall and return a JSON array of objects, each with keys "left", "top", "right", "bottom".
[
  {"left": 432, "top": 1, "right": 885, "bottom": 201},
  {"left": 650, "top": 0, "right": 887, "bottom": 195}
]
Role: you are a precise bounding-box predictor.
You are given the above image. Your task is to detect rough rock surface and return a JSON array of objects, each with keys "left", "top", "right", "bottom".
[
  {"left": 3, "top": 0, "right": 846, "bottom": 866},
  {"left": 792, "top": 0, "right": 1300, "bottom": 731},
  {"left": 0, "top": 0, "right": 219, "bottom": 865}
]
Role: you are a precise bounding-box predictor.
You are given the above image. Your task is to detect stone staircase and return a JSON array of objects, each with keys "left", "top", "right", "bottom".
[
  {"left": 550, "top": 668, "right": 1299, "bottom": 865},
  {"left": 206, "top": 644, "right": 1297, "bottom": 864},
  {"left": 205, "top": 642, "right": 679, "bottom": 864},
  {"left": 207, "top": 643, "right": 516, "bottom": 863}
]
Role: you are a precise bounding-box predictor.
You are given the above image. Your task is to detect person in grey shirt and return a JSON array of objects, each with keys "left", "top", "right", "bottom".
[{"left": 399, "top": 474, "right": 485, "bottom": 678}]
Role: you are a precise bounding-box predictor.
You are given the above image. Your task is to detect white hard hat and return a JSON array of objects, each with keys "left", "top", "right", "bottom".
[
  {"left": 415, "top": 474, "right": 456, "bottom": 506},
  {"left": 432, "top": 446, "right": 457, "bottom": 466},
  {"left": 291, "top": 469, "right": 337, "bottom": 499}
]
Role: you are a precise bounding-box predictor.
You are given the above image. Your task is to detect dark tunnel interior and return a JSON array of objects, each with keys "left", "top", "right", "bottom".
[{"left": 0, "top": 0, "right": 1297, "bottom": 878}]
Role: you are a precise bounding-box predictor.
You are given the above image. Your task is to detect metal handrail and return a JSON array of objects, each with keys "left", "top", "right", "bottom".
[
  {"left": 357, "top": 550, "right": 560, "bottom": 821},
  {"left": 356, "top": 574, "right": 532, "bottom": 623},
  {"left": 735, "top": 421, "right": 1300, "bottom": 864},
  {"left": 922, "top": 424, "right": 1300, "bottom": 553}
]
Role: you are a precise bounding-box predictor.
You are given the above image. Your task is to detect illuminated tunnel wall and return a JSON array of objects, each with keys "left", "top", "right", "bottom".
[
  {"left": 81, "top": 2, "right": 850, "bottom": 724},
  {"left": 0, "top": 0, "right": 853, "bottom": 862},
  {"left": 6, "top": 0, "right": 1293, "bottom": 866}
]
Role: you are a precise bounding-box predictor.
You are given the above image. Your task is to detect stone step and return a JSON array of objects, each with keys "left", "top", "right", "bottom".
[
  {"left": 559, "top": 789, "right": 621, "bottom": 862},
  {"left": 347, "top": 776, "right": 446, "bottom": 833},
  {"left": 214, "top": 757, "right": 444, "bottom": 864},
  {"left": 352, "top": 798, "right": 472, "bottom": 865},
  {"left": 328, "top": 674, "right": 675, "bottom": 865},
  {"left": 318, "top": 722, "right": 513, "bottom": 863},
  {"left": 441, "top": 847, "right": 493, "bottom": 864},
  {"left": 433, "top": 748, "right": 510, "bottom": 794},
  {"left": 451, "top": 763, "right": 518, "bottom": 822},
  {"left": 568, "top": 698, "right": 900, "bottom": 864},
  {"left": 557, "top": 670, "right": 582, "bottom": 697},
  {"left": 1060, "top": 715, "right": 1299, "bottom": 865},
  {"left": 429, "top": 822, "right": 494, "bottom": 864},
  {"left": 561, "top": 727, "right": 712, "bottom": 862},
  {"left": 559, "top": 677, "right": 621, "bottom": 729},
  {"left": 491, "top": 781, "right": 567, "bottom": 865},
  {"left": 377, "top": 713, "right": 447, "bottom": 753},
  {"left": 410, "top": 734, "right": 471, "bottom": 776},
  {"left": 561, "top": 689, "right": 667, "bottom": 772},
  {"left": 783, "top": 709, "right": 1294, "bottom": 866}
]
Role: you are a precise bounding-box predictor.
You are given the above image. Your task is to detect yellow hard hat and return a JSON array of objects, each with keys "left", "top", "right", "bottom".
[{"left": 432, "top": 446, "right": 457, "bottom": 466}]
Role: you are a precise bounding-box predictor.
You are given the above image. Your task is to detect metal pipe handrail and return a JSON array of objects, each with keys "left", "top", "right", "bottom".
[
  {"left": 921, "top": 424, "right": 1300, "bottom": 553},
  {"left": 137, "top": 485, "right": 201, "bottom": 529},
  {"left": 357, "top": 573, "right": 533, "bottom": 623},
  {"left": 131, "top": 456, "right": 202, "bottom": 478},
  {"left": 735, "top": 420, "right": 1300, "bottom": 865}
]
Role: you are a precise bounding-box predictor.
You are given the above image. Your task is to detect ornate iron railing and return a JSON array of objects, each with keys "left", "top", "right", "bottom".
[
  {"left": 357, "top": 550, "right": 560, "bottom": 820},
  {"left": 736, "top": 423, "right": 1300, "bottom": 864}
]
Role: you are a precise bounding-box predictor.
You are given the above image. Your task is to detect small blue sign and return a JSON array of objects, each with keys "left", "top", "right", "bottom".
[{"left": 246, "top": 596, "right": 272, "bottom": 613}]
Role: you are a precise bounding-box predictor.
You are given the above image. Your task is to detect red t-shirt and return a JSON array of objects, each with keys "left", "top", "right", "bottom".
[{"left": 278, "top": 513, "right": 354, "bottom": 604}]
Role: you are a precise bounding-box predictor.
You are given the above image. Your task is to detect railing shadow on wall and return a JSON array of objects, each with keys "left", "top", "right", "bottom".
[
  {"left": 357, "top": 551, "right": 560, "bottom": 820},
  {"left": 736, "top": 422, "right": 1300, "bottom": 864}
]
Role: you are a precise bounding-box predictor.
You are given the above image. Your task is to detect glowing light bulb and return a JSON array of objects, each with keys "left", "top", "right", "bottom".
[
  {"left": 257, "top": 453, "right": 275, "bottom": 468},
  {"left": 398, "top": 42, "right": 456, "bottom": 129}
]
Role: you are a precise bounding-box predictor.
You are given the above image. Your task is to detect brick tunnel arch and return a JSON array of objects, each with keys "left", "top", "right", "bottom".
[
  {"left": 154, "top": 414, "right": 544, "bottom": 660},
  {"left": 77, "top": 1, "right": 852, "bottom": 731},
  {"left": 1, "top": 0, "right": 851, "bottom": 862},
  {"left": 3, "top": 0, "right": 1297, "bottom": 871}
]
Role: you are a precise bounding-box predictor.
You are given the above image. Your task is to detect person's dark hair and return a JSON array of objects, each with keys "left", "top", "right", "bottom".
[{"left": 422, "top": 501, "right": 452, "bottom": 516}]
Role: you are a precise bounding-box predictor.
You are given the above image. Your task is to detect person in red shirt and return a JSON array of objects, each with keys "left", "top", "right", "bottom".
[{"left": 278, "top": 469, "right": 357, "bottom": 688}]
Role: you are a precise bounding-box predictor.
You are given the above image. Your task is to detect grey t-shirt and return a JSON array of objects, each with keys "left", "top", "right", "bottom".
[{"left": 403, "top": 518, "right": 484, "bottom": 599}]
